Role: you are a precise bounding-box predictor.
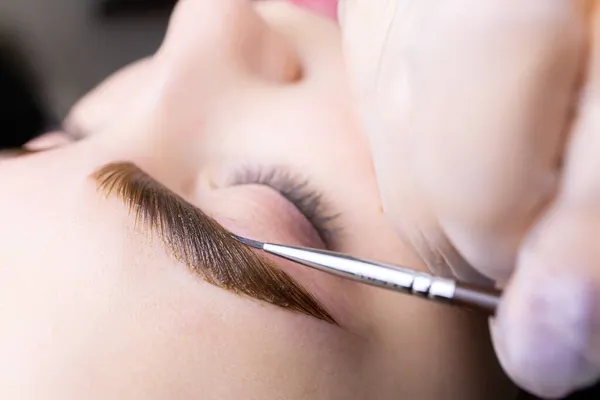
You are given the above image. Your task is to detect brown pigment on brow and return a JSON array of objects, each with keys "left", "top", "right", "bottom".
[{"left": 92, "top": 162, "right": 336, "bottom": 324}]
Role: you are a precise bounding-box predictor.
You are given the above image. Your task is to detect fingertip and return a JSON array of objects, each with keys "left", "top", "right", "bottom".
[{"left": 491, "top": 252, "right": 598, "bottom": 398}]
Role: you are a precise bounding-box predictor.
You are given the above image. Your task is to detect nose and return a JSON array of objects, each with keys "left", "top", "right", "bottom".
[
  {"left": 119, "top": 0, "right": 303, "bottom": 191},
  {"left": 158, "top": 0, "right": 302, "bottom": 86}
]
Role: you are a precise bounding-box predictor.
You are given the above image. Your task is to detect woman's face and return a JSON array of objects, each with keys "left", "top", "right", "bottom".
[{"left": 0, "top": 1, "right": 514, "bottom": 398}]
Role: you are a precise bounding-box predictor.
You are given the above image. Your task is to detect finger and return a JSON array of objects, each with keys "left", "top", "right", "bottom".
[
  {"left": 340, "top": 0, "right": 493, "bottom": 282},
  {"left": 343, "top": 0, "right": 586, "bottom": 282},
  {"left": 492, "top": 3, "right": 600, "bottom": 398}
]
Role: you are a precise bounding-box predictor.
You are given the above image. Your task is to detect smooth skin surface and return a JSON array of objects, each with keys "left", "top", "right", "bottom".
[
  {"left": 0, "top": 1, "right": 513, "bottom": 399},
  {"left": 340, "top": 0, "right": 600, "bottom": 397}
]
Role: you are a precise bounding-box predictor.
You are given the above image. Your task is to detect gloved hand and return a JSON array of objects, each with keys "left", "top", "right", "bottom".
[{"left": 339, "top": 0, "right": 599, "bottom": 398}]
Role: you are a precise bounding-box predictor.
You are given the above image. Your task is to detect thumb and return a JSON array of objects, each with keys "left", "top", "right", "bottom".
[{"left": 490, "top": 208, "right": 600, "bottom": 399}]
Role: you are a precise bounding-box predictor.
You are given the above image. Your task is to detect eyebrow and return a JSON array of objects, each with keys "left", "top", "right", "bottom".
[{"left": 91, "top": 162, "right": 336, "bottom": 324}]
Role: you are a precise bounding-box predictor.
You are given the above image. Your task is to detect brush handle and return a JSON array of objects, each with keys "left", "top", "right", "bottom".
[
  {"left": 259, "top": 241, "right": 502, "bottom": 315},
  {"left": 404, "top": 273, "right": 500, "bottom": 315},
  {"left": 451, "top": 282, "right": 501, "bottom": 315}
]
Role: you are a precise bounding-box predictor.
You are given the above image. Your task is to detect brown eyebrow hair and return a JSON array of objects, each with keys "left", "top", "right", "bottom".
[{"left": 92, "top": 162, "right": 336, "bottom": 324}]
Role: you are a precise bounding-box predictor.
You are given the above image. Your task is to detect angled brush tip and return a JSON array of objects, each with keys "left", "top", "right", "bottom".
[{"left": 231, "top": 234, "right": 265, "bottom": 250}]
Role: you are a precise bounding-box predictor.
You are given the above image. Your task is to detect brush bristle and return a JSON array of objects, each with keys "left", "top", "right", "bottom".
[{"left": 231, "top": 234, "right": 264, "bottom": 250}]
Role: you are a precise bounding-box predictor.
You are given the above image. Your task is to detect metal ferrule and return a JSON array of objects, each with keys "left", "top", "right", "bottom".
[{"left": 263, "top": 243, "right": 457, "bottom": 302}]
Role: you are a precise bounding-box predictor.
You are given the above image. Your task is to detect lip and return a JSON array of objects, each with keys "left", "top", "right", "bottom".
[{"left": 289, "top": 0, "right": 339, "bottom": 21}]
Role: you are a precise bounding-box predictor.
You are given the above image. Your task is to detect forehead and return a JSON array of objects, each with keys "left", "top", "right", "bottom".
[{"left": 0, "top": 144, "right": 367, "bottom": 397}]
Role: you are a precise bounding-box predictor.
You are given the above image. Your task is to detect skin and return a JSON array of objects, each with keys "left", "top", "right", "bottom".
[
  {"left": 340, "top": 0, "right": 600, "bottom": 397},
  {"left": 0, "top": 1, "right": 514, "bottom": 399}
]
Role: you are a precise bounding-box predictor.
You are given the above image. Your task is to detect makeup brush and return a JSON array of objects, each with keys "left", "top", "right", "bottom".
[{"left": 233, "top": 234, "right": 501, "bottom": 315}]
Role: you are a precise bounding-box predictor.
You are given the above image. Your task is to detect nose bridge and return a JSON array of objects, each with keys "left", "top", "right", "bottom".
[{"left": 129, "top": 1, "right": 301, "bottom": 189}]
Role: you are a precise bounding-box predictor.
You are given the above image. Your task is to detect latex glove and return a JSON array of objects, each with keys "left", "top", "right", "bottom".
[{"left": 339, "top": 0, "right": 600, "bottom": 398}]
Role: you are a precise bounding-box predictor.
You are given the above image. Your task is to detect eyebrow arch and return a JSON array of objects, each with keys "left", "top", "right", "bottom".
[{"left": 91, "top": 162, "right": 336, "bottom": 324}]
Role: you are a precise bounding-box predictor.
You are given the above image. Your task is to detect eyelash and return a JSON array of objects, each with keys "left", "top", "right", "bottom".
[{"left": 232, "top": 166, "right": 340, "bottom": 247}]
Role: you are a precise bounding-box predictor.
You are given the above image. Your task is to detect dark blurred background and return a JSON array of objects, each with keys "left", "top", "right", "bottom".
[
  {"left": 0, "top": 0, "right": 173, "bottom": 147},
  {"left": 0, "top": 1, "right": 599, "bottom": 399}
]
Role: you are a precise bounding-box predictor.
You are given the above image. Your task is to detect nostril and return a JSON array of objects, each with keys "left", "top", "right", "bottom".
[
  {"left": 160, "top": 0, "right": 303, "bottom": 85},
  {"left": 250, "top": 26, "right": 303, "bottom": 84}
]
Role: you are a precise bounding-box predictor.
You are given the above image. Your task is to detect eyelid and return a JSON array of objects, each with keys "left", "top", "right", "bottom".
[
  {"left": 91, "top": 161, "right": 337, "bottom": 324},
  {"left": 0, "top": 148, "right": 32, "bottom": 161},
  {"left": 23, "top": 131, "right": 74, "bottom": 151},
  {"left": 230, "top": 165, "right": 342, "bottom": 248},
  {"left": 0, "top": 131, "right": 75, "bottom": 160}
]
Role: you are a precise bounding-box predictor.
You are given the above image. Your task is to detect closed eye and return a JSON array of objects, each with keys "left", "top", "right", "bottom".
[
  {"left": 91, "top": 161, "right": 338, "bottom": 325},
  {"left": 230, "top": 165, "right": 342, "bottom": 248}
]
